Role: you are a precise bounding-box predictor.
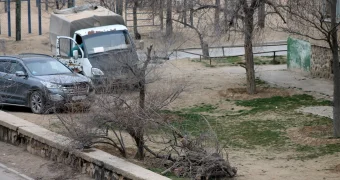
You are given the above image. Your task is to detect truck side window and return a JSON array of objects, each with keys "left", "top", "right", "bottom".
[{"left": 75, "top": 34, "right": 83, "bottom": 45}]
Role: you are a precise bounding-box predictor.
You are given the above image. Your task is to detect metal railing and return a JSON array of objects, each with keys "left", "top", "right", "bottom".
[{"left": 175, "top": 48, "right": 287, "bottom": 66}]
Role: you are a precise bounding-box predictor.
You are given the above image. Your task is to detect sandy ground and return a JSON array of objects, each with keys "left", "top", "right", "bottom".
[
  {"left": 0, "top": 141, "right": 91, "bottom": 180},
  {"left": 1, "top": 1, "right": 339, "bottom": 180},
  {"left": 3, "top": 60, "right": 340, "bottom": 180}
]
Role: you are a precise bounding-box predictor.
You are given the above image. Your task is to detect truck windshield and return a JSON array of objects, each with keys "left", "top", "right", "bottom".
[
  {"left": 24, "top": 58, "right": 72, "bottom": 76},
  {"left": 83, "top": 30, "right": 132, "bottom": 55}
]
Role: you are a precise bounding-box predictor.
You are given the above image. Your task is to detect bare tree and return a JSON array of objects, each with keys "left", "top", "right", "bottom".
[
  {"left": 57, "top": 45, "right": 185, "bottom": 160},
  {"left": 330, "top": 0, "right": 340, "bottom": 137},
  {"left": 225, "top": 0, "right": 285, "bottom": 94},
  {"left": 274, "top": 0, "right": 340, "bottom": 136}
]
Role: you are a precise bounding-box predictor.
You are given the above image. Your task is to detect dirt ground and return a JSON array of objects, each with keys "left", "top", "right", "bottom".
[
  {"left": 1, "top": 1, "right": 340, "bottom": 180},
  {"left": 4, "top": 59, "right": 340, "bottom": 180}
]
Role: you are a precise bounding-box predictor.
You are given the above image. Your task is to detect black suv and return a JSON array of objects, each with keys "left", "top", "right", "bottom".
[{"left": 0, "top": 54, "right": 95, "bottom": 114}]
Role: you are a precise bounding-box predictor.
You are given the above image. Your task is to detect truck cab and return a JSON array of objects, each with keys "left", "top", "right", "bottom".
[{"left": 50, "top": 5, "right": 139, "bottom": 87}]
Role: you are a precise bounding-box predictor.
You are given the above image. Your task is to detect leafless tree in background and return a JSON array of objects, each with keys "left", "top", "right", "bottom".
[
  {"left": 225, "top": 0, "right": 285, "bottom": 94},
  {"left": 274, "top": 0, "right": 340, "bottom": 137}
]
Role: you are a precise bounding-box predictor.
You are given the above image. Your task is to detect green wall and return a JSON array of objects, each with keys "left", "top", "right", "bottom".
[{"left": 287, "top": 37, "right": 311, "bottom": 72}]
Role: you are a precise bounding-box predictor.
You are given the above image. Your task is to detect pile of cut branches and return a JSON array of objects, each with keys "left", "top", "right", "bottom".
[
  {"left": 162, "top": 135, "right": 237, "bottom": 179},
  {"left": 150, "top": 122, "right": 237, "bottom": 180}
]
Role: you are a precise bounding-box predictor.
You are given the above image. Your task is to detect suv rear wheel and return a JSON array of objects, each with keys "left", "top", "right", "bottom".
[{"left": 30, "top": 91, "right": 46, "bottom": 114}]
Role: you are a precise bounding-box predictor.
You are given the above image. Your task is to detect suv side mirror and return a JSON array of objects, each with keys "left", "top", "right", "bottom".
[
  {"left": 73, "top": 50, "right": 79, "bottom": 59},
  {"left": 15, "top": 71, "right": 27, "bottom": 77}
]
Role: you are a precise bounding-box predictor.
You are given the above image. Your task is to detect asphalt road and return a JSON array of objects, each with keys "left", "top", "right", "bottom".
[{"left": 0, "top": 163, "right": 32, "bottom": 180}]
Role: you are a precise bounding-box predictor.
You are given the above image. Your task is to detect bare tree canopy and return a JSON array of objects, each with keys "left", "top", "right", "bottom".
[{"left": 276, "top": 0, "right": 340, "bottom": 137}]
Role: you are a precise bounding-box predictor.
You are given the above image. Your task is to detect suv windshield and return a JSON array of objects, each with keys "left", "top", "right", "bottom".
[
  {"left": 83, "top": 30, "right": 131, "bottom": 55},
  {"left": 24, "top": 58, "right": 72, "bottom": 76}
]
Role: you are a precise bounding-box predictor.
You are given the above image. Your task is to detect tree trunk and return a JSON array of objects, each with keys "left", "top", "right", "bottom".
[
  {"left": 331, "top": 0, "right": 340, "bottom": 137},
  {"left": 67, "top": 0, "right": 72, "bottom": 8},
  {"left": 183, "top": 0, "right": 187, "bottom": 27},
  {"left": 159, "top": 0, "right": 164, "bottom": 30},
  {"left": 116, "top": 0, "right": 123, "bottom": 15},
  {"left": 133, "top": 0, "right": 139, "bottom": 38},
  {"left": 166, "top": 0, "right": 173, "bottom": 37},
  {"left": 139, "top": 68, "right": 146, "bottom": 110},
  {"left": 15, "top": 0, "right": 21, "bottom": 41},
  {"left": 215, "top": 0, "right": 220, "bottom": 32},
  {"left": 189, "top": 0, "right": 194, "bottom": 26},
  {"left": 258, "top": 0, "right": 265, "bottom": 28},
  {"left": 243, "top": 7, "right": 256, "bottom": 94},
  {"left": 133, "top": 130, "right": 145, "bottom": 160},
  {"left": 199, "top": 35, "right": 209, "bottom": 58},
  {"left": 223, "top": 0, "right": 228, "bottom": 31}
]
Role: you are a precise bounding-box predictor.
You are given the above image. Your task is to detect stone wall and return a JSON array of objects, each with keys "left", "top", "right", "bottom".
[
  {"left": 0, "top": 111, "right": 170, "bottom": 180},
  {"left": 311, "top": 45, "right": 333, "bottom": 79}
]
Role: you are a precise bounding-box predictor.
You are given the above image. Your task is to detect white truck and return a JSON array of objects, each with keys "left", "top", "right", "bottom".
[{"left": 49, "top": 5, "right": 139, "bottom": 86}]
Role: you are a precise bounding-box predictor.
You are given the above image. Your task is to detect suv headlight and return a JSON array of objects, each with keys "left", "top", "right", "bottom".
[
  {"left": 91, "top": 68, "right": 104, "bottom": 76},
  {"left": 41, "top": 81, "right": 62, "bottom": 89}
]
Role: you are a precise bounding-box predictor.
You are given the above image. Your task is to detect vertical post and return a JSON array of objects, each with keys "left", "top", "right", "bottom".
[
  {"left": 38, "top": 0, "right": 42, "bottom": 35},
  {"left": 210, "top": 58, "right": 212, "bottom": 66},
  {"left": 200, "top": 55, "right": 201, "bottom": 62},
  {"left": 273, "top": 51, "right": 276, "bottom": 64},
  {"left": 222, "top": 46, "right": 225, "bottom": 56},
  {"left": 28, "top": 0, "right": 31, "bottom": 33},
  {"left": 16, "top": 0, "right": 21, "bottom": 41},
  {"left": 45, "top": 0, "right": 48, "bottom": 11},
  {"left": 7, "top": 0, "right": 11, "bottom": 37}
]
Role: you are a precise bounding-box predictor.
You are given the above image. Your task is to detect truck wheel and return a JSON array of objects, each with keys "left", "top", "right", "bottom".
[{"left": 30, "top": 91, "right": 46, "bottom": 114}]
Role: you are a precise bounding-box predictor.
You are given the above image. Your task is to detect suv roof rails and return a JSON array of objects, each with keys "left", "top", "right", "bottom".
[{"left": 19, "top": 53, "right": 52, "bottom": 57}]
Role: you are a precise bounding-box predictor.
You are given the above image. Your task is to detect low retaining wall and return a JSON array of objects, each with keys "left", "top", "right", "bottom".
[{"left": 0, "top": 111, "right": 170, "bottom": 180}]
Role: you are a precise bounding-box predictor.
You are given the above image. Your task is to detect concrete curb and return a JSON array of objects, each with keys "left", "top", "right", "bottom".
[{"left": 0, "top": 111, "right": 171, "bottom": 180}]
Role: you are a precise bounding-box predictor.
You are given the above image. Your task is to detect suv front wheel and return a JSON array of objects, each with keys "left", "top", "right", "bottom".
[{"left": 30, "top": 91, "right": 46, "bottom": 114}]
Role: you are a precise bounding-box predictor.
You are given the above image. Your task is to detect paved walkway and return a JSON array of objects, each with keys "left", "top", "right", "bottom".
[
  {"left": 297, "top": 106, "right": 333, "bottom": 119},
  {"left": 257, "top": 65, "right": 333, "bottom": 98}
]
